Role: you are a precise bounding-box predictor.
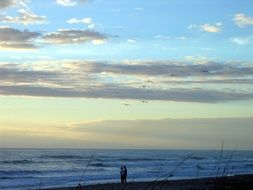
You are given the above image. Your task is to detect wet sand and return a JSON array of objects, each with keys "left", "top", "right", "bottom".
[{"left": 44, "top": 174, "right": 253, "bottom": 190}]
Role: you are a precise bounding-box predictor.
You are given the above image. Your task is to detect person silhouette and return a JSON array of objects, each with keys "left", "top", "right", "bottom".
[
  {"left": 120, "top": 166, "right": 124, "bottom": 184},
  {"left": 123, "top": 165, "right": 127, "bottom": 184}
]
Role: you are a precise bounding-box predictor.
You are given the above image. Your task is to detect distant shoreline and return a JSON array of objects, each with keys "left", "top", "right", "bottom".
[{"left": 44, "top": 173, "right": 253, "bottom": 190}]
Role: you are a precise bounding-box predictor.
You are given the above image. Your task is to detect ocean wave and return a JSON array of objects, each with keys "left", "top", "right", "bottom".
[
  {"left": 0, "top": 176, "right": 38, "bottom": 180},
  {"left": 0, "top": 169, "right": 81, "bottom": 177},
  {"left": 39, "top": 155, "right": 84, "bottom": 159},
  {"left": 90, "top": 163, "right": 108, "bottom": 167},
  {"left": 0, "top": 170, "right": 41, "bottom": 176},
  {"left": 0, "top": 159, "right": 39, "bottom": 164},
  {"left": 118, "top": 157, "right": 164, "bottom": 162},
  {"left": 189, "top": 156, "right": 205, "bottom": 160},
  {"left": 245, "top": 164, "right": 253, "bottom": 167},
  {"left": 95, "top": 158, "right": 112, "bottom": 162}
]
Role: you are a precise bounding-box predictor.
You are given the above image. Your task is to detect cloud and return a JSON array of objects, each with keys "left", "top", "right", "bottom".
[
  {"left": 0, "top": 60, "right": 253, "bottom": 102},
  {"left": 185, "top": 55, "right": 213, "bottom": 64},
  {"left": 67, "top": 17, "right": 95, "bottom": 29},
  {"left": 56, "top": 0, "right": 90, "bottom": 6},
  {"left": 1, "top": 60, "right": 253, "bottom": 78},
  {"left": 43, "top": 29, "right": 108, "bottom": 45},
  {"left": 188, "top": 23, "right": 222, "bottom": 33},
  {"left": 187, "top": 24, "right": 198, "bottom": 30},
  {"left": 0, "top": 0, "right": 32, "bottom": 9},
  {"left": 176, "top": 36, "right": 188, "bottom": 40},
  {"left": 0, "top": 84, "right": 252, "bottom": 103},
  {"left": 134, "top": 7, "right": 144, "bottom": 11},
  {"left": 0, "top": 27, "right": 109, "bottom": 49},
  {"left": 69, "top": 117, "right": 253, "bottom": 149},
  {"left": 200, "top": 23, "right": 222, "bottom": 33},
  {"left": 127, "top": 39, "right": 136, "bottom": 43},
  {"left": 161, "top": 78, "right": 253, "bottom": 85},
  {"left": 56, "top": 0, "right": 77, "bottom": 6},
  {"left": 155, "top": 35, "right": 188, "bottom": 41},
  {"left": 0, "top": 9, "right": 47, "bottom": 25},
  {"left": 82, "top": 61, "right": 253, "bottom": 77},
  {"left": 2, "top": 117, "right": 252, "bottom": 149},
  {"left": 0, "top": 64, "right": 61, "bottom": 83},
  {"left": 231, "top": 36, "right": 253, "bottom": 45},
  {"left": 0, "top": 0, "right": 16, "bottom": 9},
  {"left": 233, "top": 13, "right": 253, "bottom": 28},
  {"left": 0, "top": 26, "right": 41, "bottom": 49},
  {"left": 67, "top": 17, "right": 92, "bottom": 24}
]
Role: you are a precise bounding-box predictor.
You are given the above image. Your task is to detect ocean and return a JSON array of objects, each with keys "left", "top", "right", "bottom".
[{"left": 0, "top": 149, "right": 253, "bottom": 190}]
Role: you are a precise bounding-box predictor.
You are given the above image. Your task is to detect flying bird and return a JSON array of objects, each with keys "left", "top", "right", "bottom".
[
  {"left": 123, "top": 103, "right": 130, "bottom": 106},
  {"left": 140, "top": 100, "right": 148, "bottom": 103},
  {"left": 146, "top": 80, "right": 153, "bottom": 83}
]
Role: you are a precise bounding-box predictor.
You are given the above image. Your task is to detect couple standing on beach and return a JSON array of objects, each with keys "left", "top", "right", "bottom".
[{"left": 120, "top": 166, "right": 127, "bottom": 184}]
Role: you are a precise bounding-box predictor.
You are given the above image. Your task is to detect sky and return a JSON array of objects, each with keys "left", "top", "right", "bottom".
[{"left": 0, "top": 0, "right": 253, "bottom": 150}]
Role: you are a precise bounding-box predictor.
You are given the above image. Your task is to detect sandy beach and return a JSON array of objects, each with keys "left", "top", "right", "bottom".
[{"left": 44, "top": 174, "right": 253, "bottom": 190}]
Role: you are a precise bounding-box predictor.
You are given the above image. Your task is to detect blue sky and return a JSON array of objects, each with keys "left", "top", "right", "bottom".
[
  {"left": 1, "top": 0, "right": 253, "bottom": 61},
  {"left": 0, "top": 0, "right": 253, "bottom": 149}
]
